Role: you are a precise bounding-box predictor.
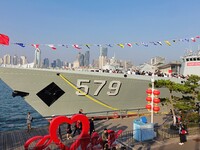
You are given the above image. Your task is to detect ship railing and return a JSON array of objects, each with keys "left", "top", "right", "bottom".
[{"left": 44, "top": 107, "right": 147, "bottom": 121}]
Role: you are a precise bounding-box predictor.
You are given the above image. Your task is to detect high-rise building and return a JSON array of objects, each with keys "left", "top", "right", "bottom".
[
  {"left": 20, "top": 56, "right": 27, "bottom": 65},
  {"left": 56, "top": 59, "right": 62, "bottom": 68},
  {"left": 3, "top": 54, "right": 11, "bottom": 65},
  {"left": 43, "top": 58, "right": 49, "bottom": 68},
  {"left": 13, "top": 55, "right": 18, "bottom": 65},
  {"left": 100, "top": 47, "right": 108, "bottom": 57},
  {"left": 84, "top": 51, "right": 90, "bottom": 67},
  {"left": 79, "top": 54, "right": 84, "bottom": 67},
  {"left": 0, "top": 58, "right": 3, "bottom": 64},
  {"left": 99, "top": 47, "right": 108, "bottom": 69},
  {"left": 76, "top": 52, "right": 85, "bottom": 67},
  {"left": 34, "top": 48, "right": 41, "bottom": 68},
  {"left": 51, "top": 60, "right": 56, "bottom": 68}
]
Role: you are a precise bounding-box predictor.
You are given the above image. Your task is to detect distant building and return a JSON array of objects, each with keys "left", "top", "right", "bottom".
[
  {"left": 92, "top": 59, "right": 99, "bottom": 68},
  {"left": 13, "top": 55, "right": 18, "bottom": 65},
  {"left": 74, "top": 52, "right": 86, "bottom": 68},
  {"left": 56, "top": 59, "right": 62, "bottom": 68},
  {"left": 84, "top": 51, "right": 90, "bottom": 67},
  {"left": 20, "top": 56, "right": 28, "bottom": 65},
  {"left": 99, "top": 47, "right": 108, "bottom": 69},
  {"left": 62, "top": 61, "right": 69, "bottom": 68},
  {"left": 150, "top": 56, "right": 165, "bottom": 65},
  {"left": 0, "top": 58, "right": 3, "bottom": 64},
  {"left": 3, "top": 54, "right": 11, "bottom": 65},
  {"left": 51, "top": 60, "right": 56, "bottom": 68},
  {"left": 79, "top": 53, "right": 84, "bottom": 67},
  {"left": 100, "top": 47, "right": 108, "bottom": 57},
  {"left": 139, "top": 56, "right": 165, "bottom": 72},
  {"left": 34, "top": 48, "right": 41, "bottom": 68},
  {"left": 158, "top": 62, "right": 181, "bottom": 75},
  {"left": 68, "top": 63, "right": 73, "bottom": 68},
  {"left": 43, "top": 58, "right": 49, "bottom": 68},
  {"left": 73, "top": 60, "right": 80, "bottom": 68}
]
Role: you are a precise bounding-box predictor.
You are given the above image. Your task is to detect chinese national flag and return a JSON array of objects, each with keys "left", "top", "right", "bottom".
[{"left": 0, "top": 34, "right": 9, "bottom": 45}]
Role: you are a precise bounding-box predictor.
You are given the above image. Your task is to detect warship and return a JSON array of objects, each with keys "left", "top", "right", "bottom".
[{"left": 0, "top": 66, "right": 185, "bottom": 117}]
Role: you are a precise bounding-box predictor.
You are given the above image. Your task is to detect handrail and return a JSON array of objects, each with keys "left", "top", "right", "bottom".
[
  {"left": 0, "top": 107, "right": 147, "bottom": 132},
  {"left": 41, "top": 107, "right": 146, "bottom": 120}
]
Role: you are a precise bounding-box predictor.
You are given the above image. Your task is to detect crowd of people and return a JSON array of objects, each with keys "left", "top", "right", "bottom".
[
  {"left": 58, "top": 109, "right": 109, "bottom": 149},
  {"left": 94, "top": 68, "right": 188, "bottom": 80},
  {"left": 66, "top": 109, "right": 96, "bottom": 137},
  {"left": 127, "top": 69, "right": 187, "bottom": 79},
  {"left": 26, "top": 109, "right": 112, "bottom": 149}
]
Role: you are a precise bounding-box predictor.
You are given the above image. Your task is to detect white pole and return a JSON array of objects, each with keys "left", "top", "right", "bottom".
[{"left": 151, "top": 73, "right": 155, "bottom": 123}]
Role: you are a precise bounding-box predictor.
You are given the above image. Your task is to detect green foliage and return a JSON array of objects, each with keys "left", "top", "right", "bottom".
[
  {"left": 174, "top": 101, "right": 194, "bottom": 111},
  {"left": 154, "top": 75, "right": 200, "bottom": 123},
  {"left": 183, "top": 112, "right": 200, "bottom": 123},
  {"left": 197, "top": 93, "right": 200, "bottom": 101}
]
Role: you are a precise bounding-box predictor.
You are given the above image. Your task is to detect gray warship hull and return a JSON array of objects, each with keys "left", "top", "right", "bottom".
[{"left": 0, "top": 67, "right": 182, "bottom": 117}]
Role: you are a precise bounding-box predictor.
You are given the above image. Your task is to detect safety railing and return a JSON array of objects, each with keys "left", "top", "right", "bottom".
[
  {"left": 117, "top": 125, "right": 200, "bottom": 149},
  {"left": 0, "top": 107, "right": 147, "bottom": 132}
]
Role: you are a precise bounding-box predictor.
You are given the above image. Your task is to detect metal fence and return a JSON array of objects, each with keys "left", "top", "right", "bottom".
[
  {"left": 117, "top": 125, "right": 200, "bottom": 149},
  {"left": 40, "top": 126, "right": 200, "bottom": 149}
]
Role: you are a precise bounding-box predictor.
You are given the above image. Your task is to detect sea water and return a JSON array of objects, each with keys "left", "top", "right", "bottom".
[{"left": 0, "top": 80, "right": 48, "bottom": 132}]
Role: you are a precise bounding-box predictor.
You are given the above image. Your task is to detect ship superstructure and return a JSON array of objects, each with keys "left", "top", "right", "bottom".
[{"left": 181, "top": 50, "right": 200, "bottom": 76}]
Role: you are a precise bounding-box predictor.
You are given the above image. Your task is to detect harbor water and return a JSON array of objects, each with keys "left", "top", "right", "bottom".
[{"left": 0, "top": 80, "right": 48, "bottom": 132}]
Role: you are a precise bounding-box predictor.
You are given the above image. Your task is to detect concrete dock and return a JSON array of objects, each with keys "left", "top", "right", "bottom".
[{"left": 0, "top": 114, "right": 199, "bottom": 150}]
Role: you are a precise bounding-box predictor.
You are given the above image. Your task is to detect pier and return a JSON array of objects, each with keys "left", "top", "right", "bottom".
[{"left": 0, "top": 114, "right": 200, "bottom": 150}]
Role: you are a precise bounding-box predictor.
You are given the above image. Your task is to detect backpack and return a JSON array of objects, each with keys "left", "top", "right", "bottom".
[{"left": 181, "top": 129, "right": 187, "bottom": 134}]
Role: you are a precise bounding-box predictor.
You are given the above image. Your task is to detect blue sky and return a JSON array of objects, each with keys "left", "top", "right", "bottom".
[{"left": 0, "top": 0, "right": 200, "bottom": 65}]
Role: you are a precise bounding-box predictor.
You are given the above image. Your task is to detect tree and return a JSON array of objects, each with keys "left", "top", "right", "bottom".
[
  {"left": 153, "top": 79, "right": 181, "bottom": 125},
  {"left": 154, "top": 75, "right": 200, "bottom": 125},
  {"left": 184, "top": 75, "right": 200, "bottom": 101}
]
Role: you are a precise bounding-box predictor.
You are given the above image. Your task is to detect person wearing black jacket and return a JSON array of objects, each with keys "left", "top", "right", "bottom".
[{"left": 89, "top": 117, "right": 95, "bottom": 136}]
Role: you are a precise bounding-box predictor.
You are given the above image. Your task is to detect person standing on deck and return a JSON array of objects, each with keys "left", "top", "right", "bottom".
[{"left": 26, "top": 112, "right": 32, "bottom": 132}]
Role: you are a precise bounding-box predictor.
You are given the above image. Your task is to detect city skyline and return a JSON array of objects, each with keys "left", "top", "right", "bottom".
[
  {"left": 0, "top": 0, "right": 200, "bottom": 65},
  {"left": 0, "top": 48, "right": 133, "bottom": 68}
]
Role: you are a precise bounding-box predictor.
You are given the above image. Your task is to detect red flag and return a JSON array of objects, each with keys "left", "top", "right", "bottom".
[
  {"left": 73, "top": 44, "right": 81, "bottom": 50},
  {"left": 191, "top": 37, "right": 196, "bottom": 42},
  {"left": 31, "top": 44, "right": 39, "bottom": 49},
  {"left": 47, "top": 44, "right": 56, "bottom": 50},
  {"left": 0, "top": 34, "right": 9, "bottom": 45},
  {"left": 127, "top": 43, "right": 132, "bottom": 47}
]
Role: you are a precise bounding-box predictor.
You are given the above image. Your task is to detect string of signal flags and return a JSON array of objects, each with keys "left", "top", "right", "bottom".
[{"left": 0, "top": 33, "right": 200, "bottom": 50}]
